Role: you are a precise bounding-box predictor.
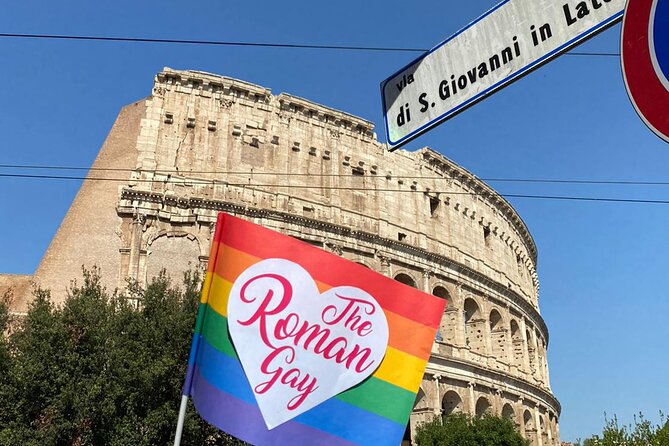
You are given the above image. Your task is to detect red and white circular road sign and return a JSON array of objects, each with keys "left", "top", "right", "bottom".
[{"left": 621, "top": 0, "right": 669, "bottom": 143}]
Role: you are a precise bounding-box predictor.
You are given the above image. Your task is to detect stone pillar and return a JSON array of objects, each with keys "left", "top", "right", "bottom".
[
  {"left": 542, "top": 343, "right": 551, "bottom": 386},
  {"left": 453, "top": 283, "right": 466, "bottom": 348},
  {"left": 520, "top": 318, "right": 531, "bottom": 373},
  {"left": 531, "top": 332, "right": 540, "bottom": 379},
  {"left": 554, "top": 420, "right": 561, "bottom": 445},
  {"left": 483, "top": 307, "right": 493, "bottom": 365},
  {"left": 534, "top": 407, "right": 543, "bottom": 446},
  {"left": 422, "top": 269, "right": 433, "bottom": 293},
  {"left": 467, "top": 382, "right": 476, "bottom": 413},
  {"left": 128, "top": 213, "right": 146, "bottom": 282},
  {"left": 433, "top": 374, "right": 442, "bottom": 416},
  {"left": 518, "top": 398, "right": 526, "bottom": 438},
  {"left": 546, "top": 411, "right": 554, "bottom": 445},
  {"left": 377, "top": 252, "right": 391, "bottom": 277},
  {"left": 494, "top": 389, "right": 503, "bottom": 415},
  {"left": 505, "top": 307, "right": 515, "bottom": 365}
]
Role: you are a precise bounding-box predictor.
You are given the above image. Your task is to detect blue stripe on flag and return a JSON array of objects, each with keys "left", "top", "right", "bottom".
[{"left": 195, "top": 339, "right": 406, "bottom": 445}]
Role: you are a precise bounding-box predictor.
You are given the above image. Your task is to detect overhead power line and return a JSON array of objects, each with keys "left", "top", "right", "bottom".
[
  {"left": 0, "top": 33, "right": 427, "bottom": 53},
  {"left": 0, "top": 32, "right": 620, "bottom": 56},
  {"left": 0, "top": 172, "right": 667, "bottom": 205},
  {"left": 0, "top": 163, "right": 665, "bottom": 186}
]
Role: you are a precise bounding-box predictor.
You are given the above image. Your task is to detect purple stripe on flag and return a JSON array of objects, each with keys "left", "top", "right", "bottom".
[
  {"left": 191, "top": 369, "right": 357, "bottom": 446},
  {"left": 183, "top": 363, "right": 195, "bottom": 396},
  {"left": 183, "top": 333, "right": 201, "bottom": 395}
]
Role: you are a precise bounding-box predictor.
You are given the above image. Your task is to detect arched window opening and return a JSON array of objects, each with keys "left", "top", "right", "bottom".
[
  {"left": 464, "top": 298, "right": 485, "bottom": 354},
  {"left": 475, "top": 397, "right": 492, "bottom": 417},
  {"left": 433, "top": 285, "right": 450, "bottom": 302},
  {"left": 145, "top": 234, "right": 200, "bottom": 288},
  {"left": 489, "top": 309, "right": 507, "bottom": 361},
  {"left": 524, "top": 410, "right": 536, "bottom": 443},
  {"left": 394, "top": 273, "right": 417, "bottom": 288},
  {"left": 442, "top": 390, "right": 463, "bottom": 417},
  {"left": 433, "top": 286, "right": 454, "bottom": 343},
  {"left": 502, "top": 403, "right": 517, "bottom": 426}
]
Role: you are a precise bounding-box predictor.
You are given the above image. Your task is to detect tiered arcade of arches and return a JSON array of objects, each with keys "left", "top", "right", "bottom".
[
  {"left": 388, "top": 271, "right": 559, "bottom": 446},
  {"left": 390, "top": 272, "right": 551, "bottom": 390},
  {"left": 401, "top": 379, "right": 559, "bottom": 446}
]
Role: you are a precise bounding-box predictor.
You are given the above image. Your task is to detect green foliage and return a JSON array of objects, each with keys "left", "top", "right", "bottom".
[
  {"left": 577, "top": 412, "right": 669, "bottom": 446},
  {"left": 415, "top": 412, "right": 529, "bottom": 446},
  {"left": 0, "top": 268, "right": 247, "bottom": 446}
]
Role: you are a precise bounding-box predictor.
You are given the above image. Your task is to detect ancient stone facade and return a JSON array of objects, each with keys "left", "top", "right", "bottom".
[{"left": 4, "top": 68, "right": 560, "bottom": 444}]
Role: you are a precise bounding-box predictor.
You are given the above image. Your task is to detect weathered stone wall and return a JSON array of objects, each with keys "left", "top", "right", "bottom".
[
  {"left": 26, "top": 101, "right": 145, "bottom": 311},
  {"left": 15, "top": 68, "right": 560, "bottom": 445},
  {"left": 0, "top": 274, "right": 32, "bottom": 313}
]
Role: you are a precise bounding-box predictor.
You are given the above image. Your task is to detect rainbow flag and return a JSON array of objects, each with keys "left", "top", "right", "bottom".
[{"left": 183, "top": 213, "right": 445, "bottom": 446}]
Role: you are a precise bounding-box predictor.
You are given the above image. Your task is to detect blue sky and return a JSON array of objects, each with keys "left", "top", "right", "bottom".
[{"left": 1, "top": 0, "right": 668, "bottom": 441}]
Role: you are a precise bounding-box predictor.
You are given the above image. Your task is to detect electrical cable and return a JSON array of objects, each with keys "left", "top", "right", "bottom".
[
  {"left": 1, "top": 172, "right": 667, "bottom": 205},
  {"left": 0, "top": 32, "right": 620, "bottom": 56},
  {"left": 0, "top": 163, "right": 665, "bottom": 186}
]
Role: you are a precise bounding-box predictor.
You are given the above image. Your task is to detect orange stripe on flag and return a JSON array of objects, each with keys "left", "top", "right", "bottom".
[{"left": 211, "top": 245, "right": 437, "bottom": 360}]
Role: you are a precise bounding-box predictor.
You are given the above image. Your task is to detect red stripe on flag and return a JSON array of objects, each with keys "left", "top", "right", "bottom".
[{"left": 216, "top": 213, "right": 444, "bottom": 329}]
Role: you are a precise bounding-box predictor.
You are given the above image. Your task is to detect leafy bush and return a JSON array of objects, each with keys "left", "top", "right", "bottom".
[
  {"left": 415, "top": 412, "right": 529, "bottom": 446},
  {"left": 577, "top": 413, "right": 669, "bottom": 446},
  {"left": 0, "top": 268, "right": 246, "bottom": 446}
]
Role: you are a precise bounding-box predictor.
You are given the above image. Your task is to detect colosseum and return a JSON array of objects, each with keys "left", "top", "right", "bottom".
[{"left": 3, "top": 68, "right": 560, "bottom": 445}]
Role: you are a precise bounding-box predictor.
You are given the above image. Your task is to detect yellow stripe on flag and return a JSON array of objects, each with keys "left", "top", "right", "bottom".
[
  {"left": 200, "top": 272, "right": 215, "bottom": 304},
  {"left": 372, "top": 347, "right": 426, "bottom": 393},
  {"left": 208, "top": 273, "right": 232, "bottom": 317}
]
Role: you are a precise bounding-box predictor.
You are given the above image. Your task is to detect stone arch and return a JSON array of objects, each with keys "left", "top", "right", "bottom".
[
  {"left": 464, "top": 298, "right": 486, "bottom": 354},
  {"left": 475, "top": 396, "right": 492, "bottom": 416},
  {"left": 145, "top": 232, "right": 201, "bottom": 285},
  {"left": 524, "top": 409, "right": 536, "bottom": 444},
  {"left": 433, "top": 285, "right": 451, "bottom": 304},
  {"left": 490, "top": 308, "right": 503, "bottom": 329},
  {"left": 355, "top": 261, "right": 370, "bottom": 269},
  {"left": 442, "top": 390, "right": 463, "bottom": 417},
  {"left": 433, "top": 285, "right": 453, "bottom": 343},
  {"left": 502, "top": 403, "right": 517, "bottom": 425},
  {"left": 523, "top": 409, "right": 534, "bottom": 429},
  {"left": 510, "top": 319, "right": 524, "bottom": 367},
  {"left": 394, "top": 272, "right": 417, "bottom": 288},
  {"left": 489, "top": 308, "right": 508, "bottom": 361}
]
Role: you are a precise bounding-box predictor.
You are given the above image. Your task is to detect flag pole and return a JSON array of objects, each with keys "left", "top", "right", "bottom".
[
  {"left": 172, "top": 213, "right": 226, "bottom": 446},
  {"left": 173, "top": 395, "right": 189, "bottom": 446}
]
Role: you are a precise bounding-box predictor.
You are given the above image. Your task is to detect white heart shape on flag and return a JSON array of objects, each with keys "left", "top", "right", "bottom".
[{"left": 227, "top": 258, "right": 389, "bottom": 429}]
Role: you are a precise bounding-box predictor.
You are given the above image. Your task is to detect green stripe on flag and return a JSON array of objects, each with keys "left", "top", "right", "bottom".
[
  {"left": 197, "top": 304, "right": 416, "bottom": 426},
  {"left": 337, "top": 375, "right": 415, "bottom": 425}
]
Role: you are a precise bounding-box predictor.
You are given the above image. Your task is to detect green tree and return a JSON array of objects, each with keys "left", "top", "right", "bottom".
[
  {"left": 577, "top": 413, "right": 669, "bottom": 446},
  {"left": 415, "top": 412, "right": 529, "bottom": 446},
  {"left": 0, "top": 268, "right": 246, "bottom": 446}
]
